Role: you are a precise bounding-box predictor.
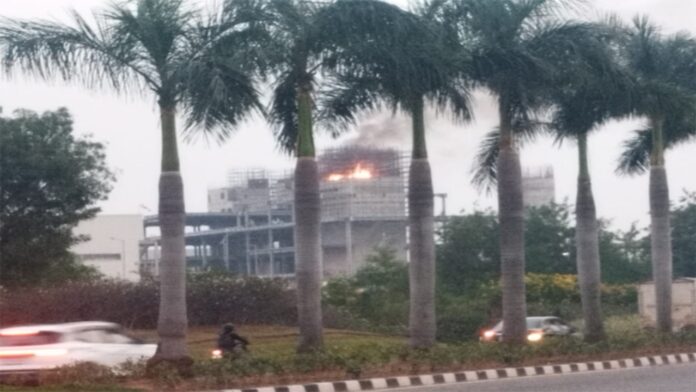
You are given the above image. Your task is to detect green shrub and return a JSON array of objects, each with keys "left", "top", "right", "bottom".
[
  {"left": 436, "top": 292, "right": 497, "bottom": 342},
  {"left": 40, "top": 362, "right": 116, "bottom": 386},
  {"left": 145, "top": 360, "right": 183, "bottom": 390},
  {"left": 322, "top": 247, "right": 409, "bottom": 330},
  {"left": 0, "top": 273, "right": 296, "bottom": 328},
  {"left": 323, "top": 250, "right": 640, "bottom": 342}
]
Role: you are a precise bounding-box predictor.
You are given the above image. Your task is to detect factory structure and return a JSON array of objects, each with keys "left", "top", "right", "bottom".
[
  {"left": 139, "top": 147, "right": 408, "bottom": 279},
  {"left": 522, "top": 166, "right": 555, "bottom": 208}
]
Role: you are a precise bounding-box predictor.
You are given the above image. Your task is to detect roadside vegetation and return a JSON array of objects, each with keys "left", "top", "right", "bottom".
[{"left": 4, "top": 318, "right": 695, "bottom": 391}]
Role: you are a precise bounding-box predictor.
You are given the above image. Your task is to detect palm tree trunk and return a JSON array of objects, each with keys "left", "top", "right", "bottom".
[
  {"left": 649, "top": 116, "right": 673, "bottom": 333},
  {"left": 408, "top": 96, "right": 436, "bottom": 348},
  {"left": 575, "top": 133, "right": 605, "bottom": 342},
  {"left": 497, "top": 97, "right": 527, "bottom": 344},
  {"left": 154, "top": 104, "right": 190, "bottom": 361},
  {"left": 295, "top": 84, "right": 323, "bottom": 352}
]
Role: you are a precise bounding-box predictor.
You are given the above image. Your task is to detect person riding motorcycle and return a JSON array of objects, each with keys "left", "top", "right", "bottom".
[{"left": 217, "top": 324, "right": 249, "bottom": 356}]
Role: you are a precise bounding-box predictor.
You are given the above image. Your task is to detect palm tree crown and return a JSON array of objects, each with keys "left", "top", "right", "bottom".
[{"left": 0, "top": 0, "right": 264, "bottom": 142}]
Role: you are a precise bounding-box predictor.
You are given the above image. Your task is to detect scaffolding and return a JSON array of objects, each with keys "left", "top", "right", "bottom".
[{"left": 317, "top": 147, "right": 406, "bottom": 179}]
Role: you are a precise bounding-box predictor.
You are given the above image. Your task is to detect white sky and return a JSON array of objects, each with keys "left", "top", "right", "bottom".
[{"left": 1, "top": 0, "right": 695, "bottom": 230}]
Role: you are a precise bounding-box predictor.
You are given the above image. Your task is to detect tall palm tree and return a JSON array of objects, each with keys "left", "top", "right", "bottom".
[
  {"left": 547, "top": 25, "right": 634, "bottom": 341},
  {"left": 616, "top": 17, "right": 696, "bottom": 333},
  {"left": 263, "top": 0, "right": 329, "bottom": 353},
  {"left": 317, "top": 1, "right": 472, "bottom": 348},
  {"left": 0, "top": 0, "right": 264, "bottom": 363},
  {"left": 263, "top": 0, "right": 459, "bottom": 351},
  {"left": 444, "top": 0, "right": 594, "bottom": 343}
]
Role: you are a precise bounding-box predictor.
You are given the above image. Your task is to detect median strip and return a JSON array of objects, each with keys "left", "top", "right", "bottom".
[{"left": 213, "top": 351, "right": 696, "bottom": 392}]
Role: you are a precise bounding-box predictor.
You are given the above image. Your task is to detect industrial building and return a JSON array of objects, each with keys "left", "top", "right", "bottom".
[
  {"left": 139, "top": 147, "right": 408, "bottom": 279},
  {"left": 72, "top": 214, "right": 144, "bottom": 281},
  {"left": 522, "top": 166, "right": 556, "bottom": 208}
]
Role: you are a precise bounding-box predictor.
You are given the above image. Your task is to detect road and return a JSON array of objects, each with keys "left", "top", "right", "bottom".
[{"left": 390, "top": 362, "right": 696, "bottom": 392}]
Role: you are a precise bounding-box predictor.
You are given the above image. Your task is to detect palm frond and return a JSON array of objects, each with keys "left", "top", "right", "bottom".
[
  {"left": 316, "top": 74, "right": 383, "bottom": 137},
  {"left": 617, "top": 113, "right": 696, "bottom": 175},
  {"left": 471, "top": 128, "right": 500, "bottom": 193},
  {"left": 471, "top": 117, "right": 551, "bottom": 192},
  {"left": 268, "top": 69, "right": 303, "bottom": 154},
  {"left": 177, "top": 0, "right": 269, "bottom": 143},
  {"left": 106, "top": 0, "right": 193, "bottom": 70},
  {"left": 430, "top": 78, "right": 474, "bottom": 122},
  {"left": 623, "top": 15, "right": 696, "bottom": 118},
  {"left": 0, "top": 12, "right": 147, "bottom": 92},
  {"left": 314, "top": 0, "right": 472, "bottom": 121},
  {"left": 616, "top": 129, "right": 651, "bottom": 175},
  {"left": 548, "top": 19, "right": 637, "bottom": 141},
  {"left": 1, "top": 0, "right": 267, "bottom": 144},
  {"left": 179, "top": 57, "right": 263, "bottom": 143}
]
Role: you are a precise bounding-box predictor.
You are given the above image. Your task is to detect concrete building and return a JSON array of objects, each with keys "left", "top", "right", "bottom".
[
  {"left": 72, "top": 214, "right": 144, "bottom": 281},
  {"left": 140, "top": 147, "right": 408, "bottom": 279},
  {"left": 522, "top": 166, "right": 555, "bottom": 208}
]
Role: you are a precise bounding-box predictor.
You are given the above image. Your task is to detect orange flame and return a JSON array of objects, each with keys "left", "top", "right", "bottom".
[{"left": 327, "top": 162, "right": 374, "bottom": 181}]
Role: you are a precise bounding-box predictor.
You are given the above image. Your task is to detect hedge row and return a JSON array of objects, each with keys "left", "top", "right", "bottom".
[{"left": 0, "top": 273, "right": 296, "bottom": 329}]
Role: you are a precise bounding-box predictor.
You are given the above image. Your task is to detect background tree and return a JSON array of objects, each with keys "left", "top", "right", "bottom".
[
  {"left": 446, "top": 0, "right": 593, "bottom": 343},
  {"left": 672, "top": 192, "right": 696, "bottom": 278},
  {"left": 525, "top": 204, "right": 575, "bottom": 275},
  {"left": 0, "top": 0, "right": 265, "bottom": 363},
  {"left": 0, "top": 108, "right": 112, "bottom": 286},
  {"left": 599, "top": 222, "right": 650, "bottom": 284},
  {"left": 323, "top": 247, "right": 409, "bottom": 328},
  {"left": 317, "top": 0, "right": 472, "bottom": 348},
  {"left": 437, "top": 209, "right": 499, "bottom": 294},
  {"left": 616, "top": 17, "right": 696, "bottom": 332}
]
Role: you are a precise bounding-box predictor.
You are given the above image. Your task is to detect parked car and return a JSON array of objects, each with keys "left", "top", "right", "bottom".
[
  {"left": 480, "top": 316, "right": 578, "bottom": 342},
  {"left": 0, "top": 321, "right": 156, "bottom": 376}
]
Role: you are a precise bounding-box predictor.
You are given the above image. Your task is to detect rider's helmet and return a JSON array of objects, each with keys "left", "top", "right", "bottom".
[{"left": 222, "top": 323, "right": 235, "bottom": 333}]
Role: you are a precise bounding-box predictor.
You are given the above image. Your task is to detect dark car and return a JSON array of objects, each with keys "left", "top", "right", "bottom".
[{"left": 480, "top": 316, "right": 578, "bottom": 342}]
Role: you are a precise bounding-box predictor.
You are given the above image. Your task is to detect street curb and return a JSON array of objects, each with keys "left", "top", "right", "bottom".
[{"left": 216, "top": 352, "right": 696, "bottom": 392}]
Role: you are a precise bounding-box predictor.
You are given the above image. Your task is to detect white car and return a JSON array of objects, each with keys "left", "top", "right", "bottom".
[
  {"left": 0, "top": 321, "right": 156, "bottom": 376},
  {"left": 480, "top": 316, "right": 578, "bottom": 342}
]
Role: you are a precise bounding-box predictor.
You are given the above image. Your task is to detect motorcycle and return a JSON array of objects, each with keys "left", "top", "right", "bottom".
[{"left": 211, "top": 342, "right": 248, "bottom": 359}]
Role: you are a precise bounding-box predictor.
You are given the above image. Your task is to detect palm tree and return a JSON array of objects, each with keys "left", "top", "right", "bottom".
[
  {"left": 316, "top": 1, "right": 472, "bottom": 348},
  {"left": 445, "top": 0, "right": 594, "bottom": 343},
  {"left": 263, "top": 0, "right": 329, "bottom": 353},
  {"left": 547, "top": 25, "right": 634, "bottom": 341},
  {"left": 616, "top": 17, "right": 696, "bottom": 333},
  {"left": 0, "top": 0, "right": 264, "bottom": 363},
  {"left": 263, "top": 0, "right": 460, "bottom": 351}
]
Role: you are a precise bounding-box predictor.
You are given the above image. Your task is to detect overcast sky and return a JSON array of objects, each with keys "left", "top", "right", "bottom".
[{"left": 2, "top": 0, "right": 695, "bottom": 230}]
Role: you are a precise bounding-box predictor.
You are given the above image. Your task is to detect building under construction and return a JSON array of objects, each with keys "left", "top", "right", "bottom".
[
  {"left": 522, "top": 166, "right": 555, "bottom": 208},
  {"left": 140, "top": 147, "right": 408, "bottom": 278}
]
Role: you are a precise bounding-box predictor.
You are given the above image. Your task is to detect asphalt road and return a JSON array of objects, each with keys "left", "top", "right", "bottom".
[{"left": 389, "top": 362, "right": 696, "bottom": 392}]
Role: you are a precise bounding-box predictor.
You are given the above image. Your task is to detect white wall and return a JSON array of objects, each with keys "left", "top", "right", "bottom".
[{"left": 72, "top": 215, "right": 144, "bottom": 281}]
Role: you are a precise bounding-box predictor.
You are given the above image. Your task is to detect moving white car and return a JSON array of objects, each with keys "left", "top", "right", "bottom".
[
  {"left": 480, "top": 316, "right": 578, "bottom": 342},
  {"left": 0, "top": 321, "right": 156, "bottom": 375}
]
